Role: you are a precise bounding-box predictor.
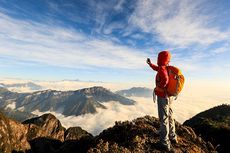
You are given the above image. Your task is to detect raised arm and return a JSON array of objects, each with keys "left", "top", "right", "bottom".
[
  {"left": 146, "top": 58, "right": 158, "bottom": 71},
  {"left": 149, "top": 63, "right": 158, "bottom": 71}
]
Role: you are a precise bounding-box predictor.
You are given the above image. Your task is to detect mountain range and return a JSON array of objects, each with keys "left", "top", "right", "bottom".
[
  {"left": 116, "top": 87, "right": 153, "bottom": 98},
  {"left": 0, "top": 86, "right": 135, "bottom": 119},
  {"left": 0, "top": 111, "right": 216, "bottom": 153}
]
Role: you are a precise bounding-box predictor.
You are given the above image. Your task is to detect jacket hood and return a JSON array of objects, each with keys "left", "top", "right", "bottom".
[{"left": 157, "top": 51, "right": 171, "bottom": 66}]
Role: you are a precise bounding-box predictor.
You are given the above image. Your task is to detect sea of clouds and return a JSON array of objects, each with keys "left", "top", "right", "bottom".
[
  {"left": 32, "top": 98, "right": 157, "bottom": 136},
  {"left": 32, "top": 94, "right": 229, "bottom": 136}
]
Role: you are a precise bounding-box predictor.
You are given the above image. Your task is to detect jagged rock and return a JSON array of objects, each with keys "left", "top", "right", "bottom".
[
  {"left": 0, "top": 112, "right": 94, "bottom": 153},
  {"left": 0, "top": 112, "right": 66, "bottom": 153},
  {"left": 0, "top": 112, "right": 31, "bottom": 153},
  {"left": 23, "top": 113, "right": 66, "bottom": 141}
]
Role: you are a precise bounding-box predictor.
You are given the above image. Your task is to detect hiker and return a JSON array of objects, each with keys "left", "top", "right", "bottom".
[{"left": 147, "top": 51, "right": 178, "bottom": 151}]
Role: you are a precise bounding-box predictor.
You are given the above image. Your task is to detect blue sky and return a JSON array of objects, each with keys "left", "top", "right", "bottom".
[{"left": 0, "top": 0, "right": 230, "bottom": 84}]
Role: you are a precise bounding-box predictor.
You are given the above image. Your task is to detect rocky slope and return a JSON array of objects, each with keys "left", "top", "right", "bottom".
[
  {"left": 0, "top": 112, "right": 215, "bottom": 153},
  {"left": 116, "top": 87, "right": 153, "bottom": 98},
  {"left": 0, "top": 112, "right": 92, "bottom": 153},
  {"left": 0, "top": 86, "right": 135, "bottom": 118},
  {"left": 184, "top": 104, "right": 230, "bottom": 153}
]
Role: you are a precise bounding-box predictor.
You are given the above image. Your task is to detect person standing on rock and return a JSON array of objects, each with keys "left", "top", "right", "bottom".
[{"left": 146, "top": 51, "right": 178, "bottom": 151}]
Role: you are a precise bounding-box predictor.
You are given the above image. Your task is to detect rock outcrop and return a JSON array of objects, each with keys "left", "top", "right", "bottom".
[
  {"left": 23, "top": 113, "right": 66, "bottom": 141},
  {"left": 0, "top": 111, "right": 31, "bottom": 152},
  {"left": 87, "top": 116, "right": 215, "bottom": 153},
  {"left": 184, "top": 104, "right": 230, "bottom": 153},
  {"left": 64, "top": 127, "right": 92, "bottom": 141},
  {"left": 0, "top": 112, "right": 92, "bottom": 153}
]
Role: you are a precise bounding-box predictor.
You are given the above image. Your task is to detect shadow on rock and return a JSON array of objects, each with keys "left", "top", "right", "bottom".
[{"left": 28, "top": 137, "right": 62, "bottom": 153}]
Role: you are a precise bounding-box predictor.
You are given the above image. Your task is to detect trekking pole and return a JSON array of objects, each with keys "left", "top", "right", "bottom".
[{"left": 153, "top": 90, "right": 156, "bottom": 103}]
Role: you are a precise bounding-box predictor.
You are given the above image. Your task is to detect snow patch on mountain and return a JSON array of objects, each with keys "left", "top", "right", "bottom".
[{"left": 6, "top": 102, "right": 16, "bottom": 110}]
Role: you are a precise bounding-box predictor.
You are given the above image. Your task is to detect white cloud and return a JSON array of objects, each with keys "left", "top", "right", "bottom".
[
  {"left": 212, "top": 43, "right": 230, "bottom": 54},
  {"left": 130, "top": 0, "right": 229, "bottom": 47},
  {"left": 0, "top": 12, "right": 148, "bottom": 70},
  {"left": 113, "top": 0, "right": 126, "bottom": 11},
  {"left": 103, "top": 22, "right": 125, "bottom": 35}
]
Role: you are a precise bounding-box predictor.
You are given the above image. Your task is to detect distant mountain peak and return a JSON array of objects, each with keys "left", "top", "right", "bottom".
[
  {"left": 116, "top": 87, "right": 153, "bottom": 98},
  {"left": 78, "top": 86, "right": 110, "bottom": 94},
  {"left": 128, "top": 86, "right": 152, "bottom": 90}
]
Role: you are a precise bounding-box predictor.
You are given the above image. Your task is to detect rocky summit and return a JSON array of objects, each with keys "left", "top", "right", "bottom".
[
  {"left": 87, "top": 116, "right": 215, "bottom": 153},
  {"left": 0, "top": 112, "right": 216, "bottom": 153}
]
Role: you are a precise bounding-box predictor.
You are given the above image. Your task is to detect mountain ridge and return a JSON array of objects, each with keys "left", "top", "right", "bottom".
[{"left": 0, "top": 86, "right": 135, "bottom": 120}]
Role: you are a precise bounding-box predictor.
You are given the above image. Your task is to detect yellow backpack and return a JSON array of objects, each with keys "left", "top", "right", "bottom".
[{"left": 166, "top": 66, "right": 185, "bottom": 96}]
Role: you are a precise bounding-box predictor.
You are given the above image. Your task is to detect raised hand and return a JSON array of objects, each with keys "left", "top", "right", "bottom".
[{"left": 146, "top": 58, "right": 151, "bottom": 65}]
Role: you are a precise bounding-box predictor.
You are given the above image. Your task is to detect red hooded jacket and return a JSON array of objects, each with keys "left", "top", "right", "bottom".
[{"left": 149, "top": 51, "right": 171, "bottom": 98}]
